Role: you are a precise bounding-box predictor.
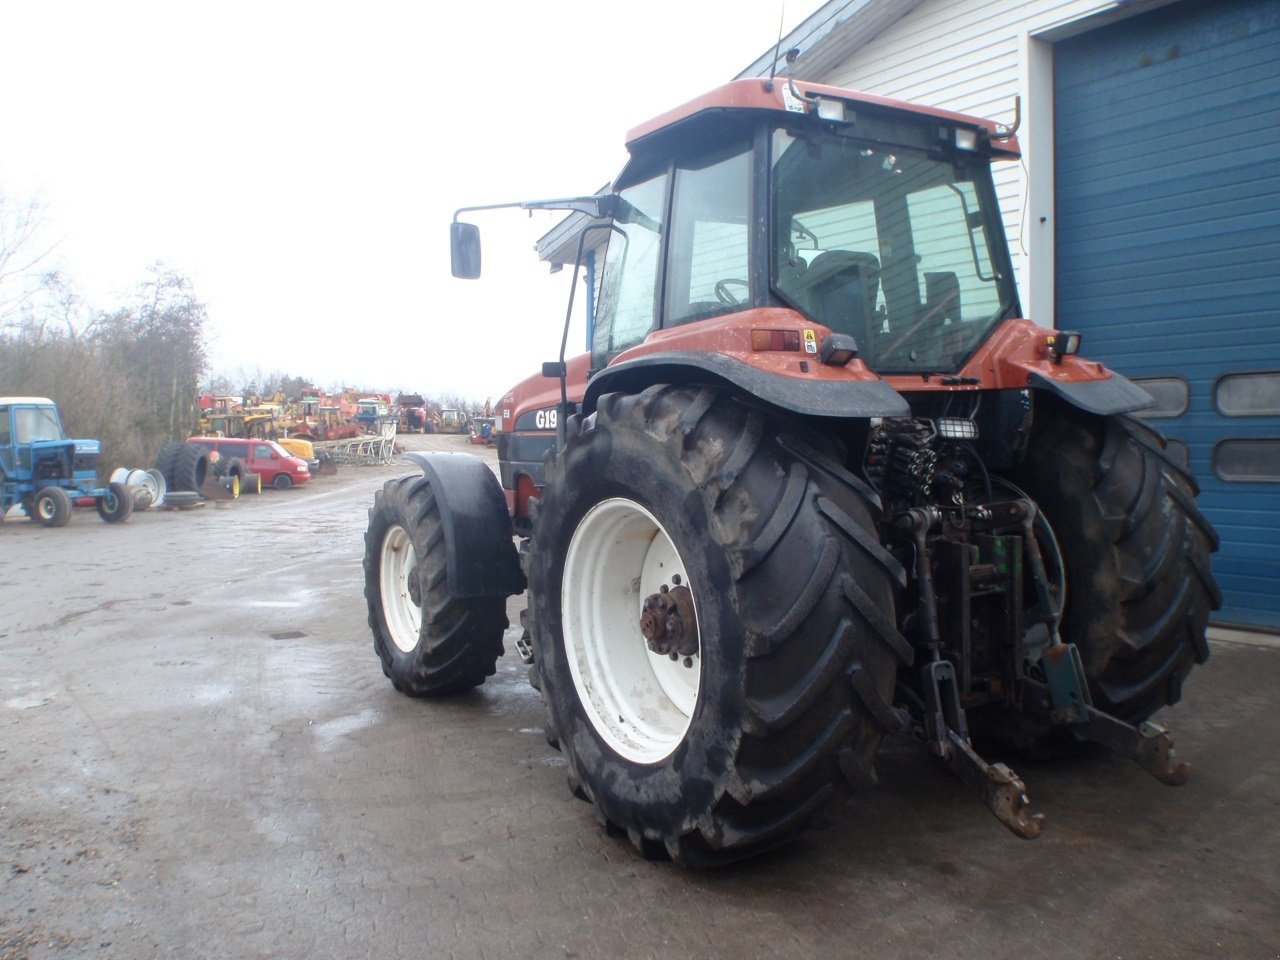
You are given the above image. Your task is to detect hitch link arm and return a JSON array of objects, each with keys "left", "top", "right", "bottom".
[
  {"left": 1079, "top": 710, "right": 1192, "bottom": 786},
  {"left": 946, "top": 731, "right": 1045, "bottom": 840},
  {"left": 923, "top": 660, "right": 1045, "bottom": 839}
]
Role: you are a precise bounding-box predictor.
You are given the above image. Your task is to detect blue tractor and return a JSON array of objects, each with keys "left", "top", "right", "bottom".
[{"left": 0, "top": 396, "right": 133, "bottom": 527}]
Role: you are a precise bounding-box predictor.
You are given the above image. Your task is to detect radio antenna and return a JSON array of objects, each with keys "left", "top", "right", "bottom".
[{"left": 765, "top": 2, "right": 786, "bottom": 91}]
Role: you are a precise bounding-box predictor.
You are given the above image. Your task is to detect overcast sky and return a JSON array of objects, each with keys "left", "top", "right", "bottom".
[{"left": 0, "top": 1, "right": 813, "bottom": 401}]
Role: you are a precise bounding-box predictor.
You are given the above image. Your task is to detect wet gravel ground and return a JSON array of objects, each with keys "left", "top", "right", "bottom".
[{"left": 2, "top": 432, "right": 1278, "bottom": 959}]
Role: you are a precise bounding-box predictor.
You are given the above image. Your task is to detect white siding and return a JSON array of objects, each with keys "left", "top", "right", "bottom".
[{"left": 814, "top": 0, "right": 1135, "bottom": 325}]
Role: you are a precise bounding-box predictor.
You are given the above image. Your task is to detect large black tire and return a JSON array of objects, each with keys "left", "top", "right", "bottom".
[
  {"left": 171, "top": 445, "right": 210, "bottom": 492},
  {"left": 527, "top": 386, "right": 909, "bottom": 866},
  {"left": 1005, "top": 400, "right": 1220, "bottom": 723},
  {"left": 364, "top": 474, "right": 507, "bottom": 695},
  {"left": 96, "top": 481, "right": 134, "bottom": 523},
  {"left": 33, "top": 486, "right": 73, "bottom": 527},
  {"left": 154, "top": 442, "right": 185, "bottom": 489}
]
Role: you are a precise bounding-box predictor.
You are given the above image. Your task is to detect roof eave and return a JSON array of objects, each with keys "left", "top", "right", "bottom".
[{"left": 736, "top": 0, "right": 925, "bottom": 82}]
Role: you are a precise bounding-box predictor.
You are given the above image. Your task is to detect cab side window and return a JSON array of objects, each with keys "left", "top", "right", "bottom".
[
  {"left": 665, "top": 147, "right": 751, "bottom": 325},
  {"left": 592, "top": 172, "right": 669, "bottom": 366}
]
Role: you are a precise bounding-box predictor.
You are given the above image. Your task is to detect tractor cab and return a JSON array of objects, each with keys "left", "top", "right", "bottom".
[{"left": 590, "top": 78, "right": 1021, "bottom": 378}]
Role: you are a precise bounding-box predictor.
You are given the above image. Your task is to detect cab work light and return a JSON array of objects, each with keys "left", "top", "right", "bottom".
[
  {"left": 819, "top": 333, "right": 859, "bottom": 366},
  {"left": 1048, "top": 331, "right": 1082, "bottom": 363},
  {"left": 751, "top": 329, "right": 801, "bottom": 351},
  {"left": 815, "top": 98, "right": 847, "bottom": 123},
  {"left": 954, "top": 127, "right": 979, "bottom": 151}
]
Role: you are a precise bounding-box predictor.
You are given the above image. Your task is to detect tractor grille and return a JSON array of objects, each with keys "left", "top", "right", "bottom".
[{"left": 74, "top": 451, "right": 99, "bottom": 476}]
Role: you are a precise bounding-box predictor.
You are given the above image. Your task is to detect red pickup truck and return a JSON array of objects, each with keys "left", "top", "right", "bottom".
[{"left": 185, "top": 437, "right": 310, "bottom": 490}]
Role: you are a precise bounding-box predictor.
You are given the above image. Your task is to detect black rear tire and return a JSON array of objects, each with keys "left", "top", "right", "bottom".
[
  {"left": 364, "top": 474, "right": 507, "bottom": 696},
  {"left": 154, "top": 442, "right": 185, "bottom": 489},
  {"left": 528, "top": 386, "right": 908, "bottom": 866},
  {"left": 1005, "top": 400, "right": 1220, "bottom": 723},
  {"left": 171, "top": 445, "right": 209, "bottom": 492}
]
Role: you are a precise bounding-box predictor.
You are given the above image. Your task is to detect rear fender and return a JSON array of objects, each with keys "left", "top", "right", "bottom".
[
  {"left": 583, "top": 351, "right": 910, "bottom": 418},
  {"left": 957, "top": 319, "right": 1154, "bottom": 416},
  {"left": 1025, "top": 371, "right": 1152, "bottom": 417},
  {"left": 404, "top": 452, "right": 525, "bottom": 599}
]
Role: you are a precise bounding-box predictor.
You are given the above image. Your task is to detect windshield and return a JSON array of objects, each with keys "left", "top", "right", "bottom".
[
  {"left": 771, "top": 127, "right": 1017, "bottom": 373},
  {"left": 13, "top": 406, "right": 65, "bottom": 443}
]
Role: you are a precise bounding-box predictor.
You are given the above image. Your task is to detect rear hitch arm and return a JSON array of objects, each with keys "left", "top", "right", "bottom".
[
  {"left": 1078, "top": 709, "right": 1192, "bottom": 786},
  {"left": 923, "top": 660, "right": 1045, "bottom": 839},
  {"left": 945, "top": 731, "right": 1045, "bottom": 840},
  {"left": 1021, "top": 669, "right": 1193, "bottom": 787}
]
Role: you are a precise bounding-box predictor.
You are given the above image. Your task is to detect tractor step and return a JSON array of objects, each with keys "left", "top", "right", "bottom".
[{"left": 515, "top": 630, "right": 534, "bottom": 665}]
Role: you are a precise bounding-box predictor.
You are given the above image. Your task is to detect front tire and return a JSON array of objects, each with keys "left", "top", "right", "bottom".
[
  {"left": 1006, "top": 400, "right": 1220, "bottom": 722},
  {"left": 272, "top": 472, "right": 293, "bottom": 490},
  {"left": 96, "top": 482, "right": 134, "bottom": 523},
  {"left": 364, "top": 474, "right": 507, "bottom": 695},
  {"left": 528, "top": 386, "right": 908, "bottom": 866}
]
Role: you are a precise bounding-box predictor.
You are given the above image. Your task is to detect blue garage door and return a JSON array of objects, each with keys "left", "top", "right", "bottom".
[{"left": 1055, "top": 0, "right": 1280, "bottom": 629}]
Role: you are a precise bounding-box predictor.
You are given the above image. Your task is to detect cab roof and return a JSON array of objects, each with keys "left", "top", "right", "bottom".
[
  {"left": 0, "top": 396, "right": 56, "bottom": 406},
  {"left": 625, "top": 77, "right": 1020, "bottom": 159}
]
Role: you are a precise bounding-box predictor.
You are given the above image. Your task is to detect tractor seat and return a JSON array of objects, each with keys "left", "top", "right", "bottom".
[{"left": 802, "top": 251, "right": 881, "bottom": 342}]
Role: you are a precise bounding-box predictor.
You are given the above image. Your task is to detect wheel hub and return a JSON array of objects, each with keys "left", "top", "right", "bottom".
[{"left": 639, "top": 579, "right": 699, "bottom": 664}]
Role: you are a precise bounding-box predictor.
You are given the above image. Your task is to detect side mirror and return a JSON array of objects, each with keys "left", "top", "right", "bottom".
[{"left": 450, "top": 222, "right": 482, "bottom": 279}]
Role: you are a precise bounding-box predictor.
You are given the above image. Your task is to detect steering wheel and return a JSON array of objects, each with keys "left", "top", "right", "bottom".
[{"left": 714, "top": 278, "right": 749, "bottom": 305}]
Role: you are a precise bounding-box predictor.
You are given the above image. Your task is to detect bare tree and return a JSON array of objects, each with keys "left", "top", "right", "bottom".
[{"left": 0, "top": 192, "right": 60, "bottom": 327}]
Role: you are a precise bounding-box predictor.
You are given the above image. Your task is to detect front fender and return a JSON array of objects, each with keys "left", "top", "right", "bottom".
[{"left": 404, "top": 452, "right": 525, "bottom": 599}]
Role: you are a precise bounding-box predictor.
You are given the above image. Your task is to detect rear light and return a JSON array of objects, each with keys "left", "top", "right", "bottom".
[{"left": 751, "top": 329, "right": 801, "bottom": 351}]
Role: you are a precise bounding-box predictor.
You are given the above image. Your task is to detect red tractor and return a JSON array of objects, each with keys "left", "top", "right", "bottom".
[{"left": 363, "top": 74, "right": 1219, "bottom": 866}]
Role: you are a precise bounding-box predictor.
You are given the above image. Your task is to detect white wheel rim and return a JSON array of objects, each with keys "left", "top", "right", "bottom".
[
  {"left": 562, "top": 498, "right": 701, "bottom": 764},
  {"left": 379, "top": 525, "right": 421, "bottom": 653}
]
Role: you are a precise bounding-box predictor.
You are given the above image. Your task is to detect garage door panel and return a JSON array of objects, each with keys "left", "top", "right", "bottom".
[{"left": 1055, "top": 0, "right": 1280, "bottom": 628}]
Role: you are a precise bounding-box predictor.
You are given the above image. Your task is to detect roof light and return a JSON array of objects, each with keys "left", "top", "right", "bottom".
[
  {"left": 954, "top": 127, "right": 979, "bottom": 151},
  {"left": 815, "top": 98, "right": 847, "bottom": 123}
]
